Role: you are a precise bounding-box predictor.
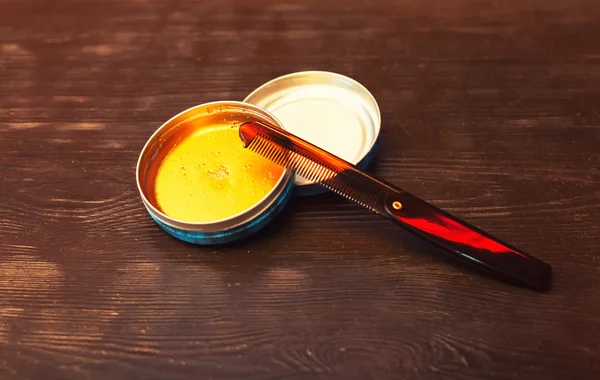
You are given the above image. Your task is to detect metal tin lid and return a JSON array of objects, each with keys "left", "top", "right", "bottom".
[{"left": 244, "top": 71, "right": 381, "bottom": 194}]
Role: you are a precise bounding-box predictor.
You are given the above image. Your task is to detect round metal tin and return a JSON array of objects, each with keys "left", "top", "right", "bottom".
[
  {"left": 136, "top": 101, "right": 294, "bottom": 245},
  {"left": 244, "top": 71, "right": 381, "bottom": 196}
]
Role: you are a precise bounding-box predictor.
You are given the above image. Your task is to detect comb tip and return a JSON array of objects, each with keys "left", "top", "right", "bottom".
[{"left": 239, "top": 122, "right": 258, "bottom": 148}]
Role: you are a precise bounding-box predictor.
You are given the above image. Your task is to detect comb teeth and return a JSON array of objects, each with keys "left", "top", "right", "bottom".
[{"left": 247, "top": 133, "right": 381, "bottom": 212}]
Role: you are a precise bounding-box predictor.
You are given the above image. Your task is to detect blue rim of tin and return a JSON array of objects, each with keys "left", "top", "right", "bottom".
[{"left": 150, "top": 176, "right": 295, "bottom": 245}]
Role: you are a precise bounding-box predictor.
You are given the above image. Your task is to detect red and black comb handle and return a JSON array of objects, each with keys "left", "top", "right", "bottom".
[{"left": 382, "top": 190, "right": 552, "bottom": 290}]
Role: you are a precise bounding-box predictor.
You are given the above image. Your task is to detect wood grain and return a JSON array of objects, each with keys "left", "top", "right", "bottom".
[{"left": 1, "top": 0, "right": 599, "bottom": 379}]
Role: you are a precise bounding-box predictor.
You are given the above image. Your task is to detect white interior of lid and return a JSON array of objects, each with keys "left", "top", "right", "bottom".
[{"left": 250, "top": 84, "right": 379, "bottom": 186}]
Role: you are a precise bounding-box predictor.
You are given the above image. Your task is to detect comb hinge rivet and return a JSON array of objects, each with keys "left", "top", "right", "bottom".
[{"left": 392, "top": 201, "right": 402, "bottom": 210}]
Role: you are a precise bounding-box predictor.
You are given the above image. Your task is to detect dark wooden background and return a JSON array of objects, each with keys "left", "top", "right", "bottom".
[{"left": 1, "top": 0, "right": 599, "bottom": 379}]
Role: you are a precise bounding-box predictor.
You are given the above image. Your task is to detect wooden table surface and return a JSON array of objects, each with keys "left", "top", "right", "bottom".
[{"left": 2, "top": 0, "right": 599, "bottom": 379}]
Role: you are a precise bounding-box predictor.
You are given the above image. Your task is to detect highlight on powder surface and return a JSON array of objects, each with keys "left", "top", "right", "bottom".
[{"left": 154, "top": 123, "right": 284, "bottom": 223}]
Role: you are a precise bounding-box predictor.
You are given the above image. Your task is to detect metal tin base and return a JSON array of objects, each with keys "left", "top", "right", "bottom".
[{"left": 137, "top": 101, "right": 294, "bottom": 245}]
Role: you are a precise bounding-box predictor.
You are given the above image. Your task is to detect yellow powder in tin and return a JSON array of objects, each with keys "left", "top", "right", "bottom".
[{"left": 154, "top": 124, "right": 283, "bottom": 223}]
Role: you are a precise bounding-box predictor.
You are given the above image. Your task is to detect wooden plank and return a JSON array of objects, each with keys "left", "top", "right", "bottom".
[{"left": 1, "top": 0, "right": 599, "bottom": 379}]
